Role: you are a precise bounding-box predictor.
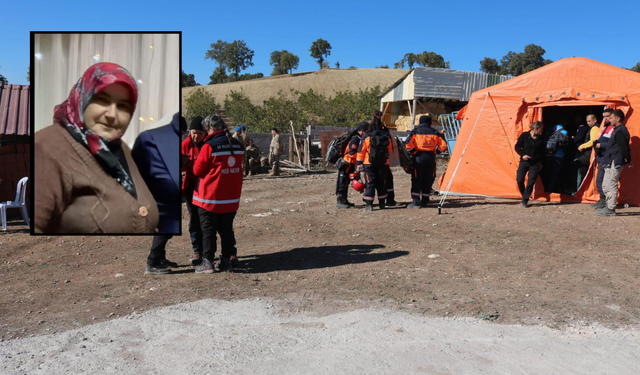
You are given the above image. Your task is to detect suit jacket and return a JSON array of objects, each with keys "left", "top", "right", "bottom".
[
  {"left": 34, "top": 124, "right": 159, "bottom": 234},
  {"left": 132, "top": 113, "right": 181, "bottom": 234}
]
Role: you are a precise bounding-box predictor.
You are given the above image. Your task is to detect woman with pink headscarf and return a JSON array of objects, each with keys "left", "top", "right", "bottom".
[{"left": 34, "top": 63, "right": 158, "bottom": 233}]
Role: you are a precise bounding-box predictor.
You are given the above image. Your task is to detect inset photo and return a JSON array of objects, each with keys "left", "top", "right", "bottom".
[{"left": 32, "top": 32, "right": 181, "bottom": 234}]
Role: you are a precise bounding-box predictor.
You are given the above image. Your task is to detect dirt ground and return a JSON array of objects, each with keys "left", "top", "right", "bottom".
[{"left": 1, "top": 162, "right": 639, "bottom": 341}]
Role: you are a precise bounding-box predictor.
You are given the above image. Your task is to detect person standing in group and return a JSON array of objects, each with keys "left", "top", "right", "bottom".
[
  {"left": 336, "top": 121, "right": 367, "bottom": 209},
  {"left": 192, "top": 114, "right": 244, "bottom": 273},
  {"left": 404, "top": 116, "right": 448, "bottom": 208},
  {"left": 572, "top": 114, "right": 600, "bottom": 191},
  {"left": 181, "top": 116, "right": 206, "bottom": 265},
  {"left": 372, "top": 110, "right": 400, "bottom": 206},
  {"left": 514, "top": 121, "right": 546, "bottom": 208},
  {"left": 591, "top": 108, "right": 615, "bottom": 208},
  {"left": 233, "top": 125, "right": 251, "bottom": 176},
  {"left": 597, "top": 109, "right": 631, "bottom": 216},
  {"left": 269, "top": 128, "right": 283, "bottom": 176},
  {"left": 132, "top": 113, "right": 183, "bottom": 274},
  {"left": 357, "top": 121, "right": 393, "bottom": 211}
]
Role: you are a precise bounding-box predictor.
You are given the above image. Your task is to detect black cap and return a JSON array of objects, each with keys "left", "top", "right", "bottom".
[
  {"left": 189, "top": 116, "right": 204, "bottom": 131},
  {"left": 419, "top": 115, "right": 432, "bottom": 126}
]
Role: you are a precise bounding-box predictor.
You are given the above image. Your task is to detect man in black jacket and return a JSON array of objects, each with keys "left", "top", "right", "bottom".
[
  {"left": 515, "top": 121, "right": 545, "bottom": 207},
  {"left": 597, "top": 110, "right": 631, "bottom": 216}
]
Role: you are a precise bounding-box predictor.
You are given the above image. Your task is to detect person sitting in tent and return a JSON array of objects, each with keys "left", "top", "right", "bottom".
[
  {"left": 404, "top": 115, "right": 448, "bottom": 208},
  {"left": 515, "top": 121, "right": 546, "bottom": 207},
  {"left": 541, "top": 124, "right": 569, "bottom": 193}
]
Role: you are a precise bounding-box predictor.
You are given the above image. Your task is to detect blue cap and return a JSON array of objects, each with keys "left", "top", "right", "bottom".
[
  {"left": 240, "top": 125, "right": 247, "bottom": 130},
  {"left": 235, "top": 126, "right": 242, "bottom": 132}
]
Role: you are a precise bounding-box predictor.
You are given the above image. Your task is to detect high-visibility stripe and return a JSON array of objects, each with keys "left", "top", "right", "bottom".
[
  {"left": 363, "top": 196, "right": 374, "bottom": 201},
  {"left": 387, "top": 188, "right": 394, "bottom": 192},
  {"left": 193, "top": 196, "right": 240, "bottom": 205},
  {"left": 212, "top": 150, "right": 245, "bottom": 157},
  {"left": 411, "top": 192, "right": 421, "bottom": 197},
  {"left": 379, "top": 194, "right": 388, "bottom": 199}
]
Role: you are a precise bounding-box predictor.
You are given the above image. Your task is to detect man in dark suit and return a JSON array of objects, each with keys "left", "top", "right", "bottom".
[{"left": 132, "top": 112, "right": 182, "bottom": 275}]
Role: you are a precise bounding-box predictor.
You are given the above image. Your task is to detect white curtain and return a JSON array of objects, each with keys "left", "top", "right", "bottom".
[{"left": 34, "top": 33, "right": 180, "bottom": 147}]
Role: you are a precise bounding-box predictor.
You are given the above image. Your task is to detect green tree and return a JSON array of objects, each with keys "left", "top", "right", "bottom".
[
  {"left": 485, "top": 45, "right": 551, "bottom": 76},
  {"left": 236, "top": 72, "right": 264, "bottom": 81},
  {"left": 224, "top": 90, "right": 263, "bottom": 128},
  {"left": 376, "top": 65, "right": 389, "bottom": 69},
  {"left": 631, "top": 62, "right": 640, "bottom": 72},
  {"left": 270, "top": 50, "right": 285, "bottom": 76},
  {"left": 224, "top": 40, "right": 255, "bottom": 81},
  {"left": 335, "top": 61, "right": 340, "bottom": 69},
  {"left": 0, "top": 66, "right": 7, "bottom": 85},
  {"left": 416, "top": 51, "right": 448, "bottom": 68},
  {"left": 181, "top": 69, "right": 198, "bottom": 87},
  {"left": 309, "top": 38, "right": 332, "bottom": 69},
  {"left": 184, "top": 88, "right": 221, "bottom": 123},
  {"left": 404, "top": 53, "right": 418, "bottom": 68},
  {"left": 205, "top": 40, "right": 229, "bottom": 72},
  {"left": 270, "top": 50, "right": 300, "bottom": 75},
  {"left": 281, "top": 52, "right": 299, "bottom": 74},
  {"left": 479, "top": 57, "right": 500, "bottom": 74},
  {"left": 394, "top": 59, "right": 405, "bottom": 69},
  {"left": 262, "top": 91, "right": 309, "bottom": 132},
  {"left": 209, "top": 66, "right": 228, "bottom": 85},
  {"left": 27, "top": 65, "right": 30, "bottom": 82}
]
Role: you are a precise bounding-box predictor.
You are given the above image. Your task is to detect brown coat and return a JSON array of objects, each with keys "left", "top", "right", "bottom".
[{"left": 34, "top": 124, "right": 159, "bottom": 234}]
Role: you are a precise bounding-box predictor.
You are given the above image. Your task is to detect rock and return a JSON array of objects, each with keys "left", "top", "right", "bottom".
[
  {"left": 428, "top": 254, "right": 440, "bottom": 259},
  {"left": 115, "top": 273, "right": 124, "bottom": 278}
]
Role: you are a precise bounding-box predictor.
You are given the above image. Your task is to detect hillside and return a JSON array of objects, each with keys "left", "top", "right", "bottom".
[{"left": 181, "top": 68, "right": 409, "bottom": 108}]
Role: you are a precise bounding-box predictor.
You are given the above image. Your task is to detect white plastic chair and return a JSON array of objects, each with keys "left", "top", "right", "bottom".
[{"left": 1, "top": 177, "right": 30, "bottom": 231}]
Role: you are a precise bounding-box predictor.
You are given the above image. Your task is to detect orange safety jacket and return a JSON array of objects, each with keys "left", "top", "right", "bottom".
[{"left": 404, "top": 125, "right": 448, "bottom": 154}]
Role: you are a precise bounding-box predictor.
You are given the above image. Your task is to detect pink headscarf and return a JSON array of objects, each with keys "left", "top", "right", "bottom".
[{"left": 54, "top": 62, "right": 139, "bottom": 197}]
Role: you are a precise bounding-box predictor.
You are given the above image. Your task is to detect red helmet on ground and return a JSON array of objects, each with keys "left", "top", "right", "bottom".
[{"left": 351, "top": 179, "right": 365, "bottom": 192}]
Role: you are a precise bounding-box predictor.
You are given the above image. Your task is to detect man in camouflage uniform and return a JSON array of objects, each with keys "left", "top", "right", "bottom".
[
  {"left": 269, "top": 128, "right": 283, "bottom": 176},
  {"left": 232, "top": 125, "right": 251, "bottom": 176},
  {"left": 245, "top": 139, "right": 262, "bottom": 175}
]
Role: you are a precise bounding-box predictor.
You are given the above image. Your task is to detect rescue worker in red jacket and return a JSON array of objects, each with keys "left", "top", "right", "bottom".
[
  {"left": 336, "top": 121, "right": 368, "bottom": 209},
  {"left": 404, "top": 115, "right": 448, "bottom": 208},
  {"left": 372, "top": 110, "right": 401, "bottom": 206},
  {"left": 192, "top": 114, "right": 244, "bottom": 273},
  {"left": 357, "top": 122, "right": 393, "bottom": 211},
  {"left": 181, "top": 116, "right": 206, "bottom": 265}
]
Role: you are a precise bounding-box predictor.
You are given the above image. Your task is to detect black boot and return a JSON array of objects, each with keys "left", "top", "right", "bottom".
[
  {"left": 378, "top": 199, "right": 386, "bottom": 210},
  {"left": 420, "top": 197, "right": 430, "bottom": 207},
  {"left": 407, "top": 199, "right": 421, "bottom": 209},
  {"left": 591, "top": 197, "right": 606, "bottom": 209},
  {"left": 386, "top": 192, "right": 400, "bottom": 207},
  {"left": 365, "top": 202, "right": 373, "bottom": 212},
  {"left": 336, "top": 196, "right": 350, "bottom": 209}
]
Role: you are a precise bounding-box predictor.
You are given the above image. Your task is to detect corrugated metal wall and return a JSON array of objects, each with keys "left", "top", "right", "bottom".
[
  {"left": 414, "top": 68, "right": 465, "bottom": 99},
  {"left": 0, "top": 84, "right": 30, "bottom": 136},
  {"left": 382, "top": 68, "right": 511, "bottom": 103}
]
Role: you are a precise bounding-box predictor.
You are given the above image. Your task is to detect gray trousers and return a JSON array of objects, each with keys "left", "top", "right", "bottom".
[{"left": 602, "top": 161, "right": 624, "bottom": 210}]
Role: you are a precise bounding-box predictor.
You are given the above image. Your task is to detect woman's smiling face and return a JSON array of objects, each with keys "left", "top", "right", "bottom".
[{"left": 83, "top": 83, "right": 133, "bottom": 140}]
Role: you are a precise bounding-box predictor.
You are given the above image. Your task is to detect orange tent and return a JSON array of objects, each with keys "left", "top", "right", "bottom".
[{"left": 439, "top": 57, "right": 639, "bottom": 206}]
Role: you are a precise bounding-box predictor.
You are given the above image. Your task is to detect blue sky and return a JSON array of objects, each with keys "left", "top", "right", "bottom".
[{"left": 3, "top": 0, "right": 640, "bottom": 86}]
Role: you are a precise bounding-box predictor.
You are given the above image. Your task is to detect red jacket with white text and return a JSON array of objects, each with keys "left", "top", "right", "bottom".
[{"left": 192, "top": 130, "right": 244, "bottom": 213}]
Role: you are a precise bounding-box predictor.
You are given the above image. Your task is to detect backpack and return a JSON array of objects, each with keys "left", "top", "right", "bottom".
[
  {"left": 368, "top": 130, "right": 390, "bottom": 165},
  {"left": 325, "top": 130, "right": 357, "bottom": 166},
  {"left": 546, "top": 129, "right": 568, "bottom": 154}
]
